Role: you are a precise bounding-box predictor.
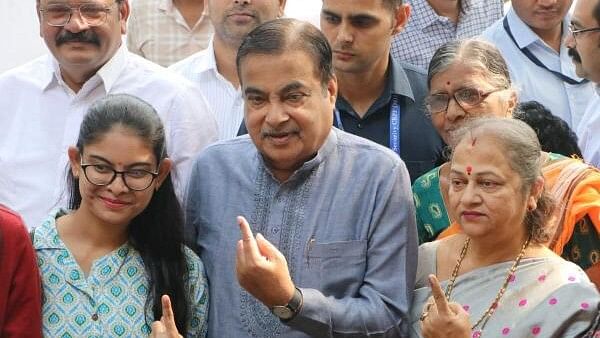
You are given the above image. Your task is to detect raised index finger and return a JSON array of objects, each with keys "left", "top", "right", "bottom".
[
  {"left": 160, "top": 295, "right": 178, "bottom": 332},
  {"left": 428, "top": 274, "right": 451, "bottom": 316},
  {"left": 238, "top": 216, "right": 255, "bottom": 242}
]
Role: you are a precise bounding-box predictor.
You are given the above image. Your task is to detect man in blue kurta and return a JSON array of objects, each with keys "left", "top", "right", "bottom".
[{"left": 185, "top": 19, "right": 418, "bottom": 338}]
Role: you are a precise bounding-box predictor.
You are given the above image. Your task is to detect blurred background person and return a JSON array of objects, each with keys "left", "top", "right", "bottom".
[
  {"left": 0, "top": 205, "right": 41, "bottom": 338},
  {"left": 127, "top": 0, "right": 213, "bottom": 67},
  {"left": 515, "top": 100, "right": 582, "bottom": 158},
  {"left": 391, "top": 0, "right": 503, "bottom": 70}
]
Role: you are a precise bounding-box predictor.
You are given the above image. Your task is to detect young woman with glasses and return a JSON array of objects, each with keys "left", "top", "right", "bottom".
[{"left": 31, "top": 94, "right": 207, "bottom": 337}]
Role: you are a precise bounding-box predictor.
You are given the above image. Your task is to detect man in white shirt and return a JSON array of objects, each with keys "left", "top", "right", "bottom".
[
  {"left": 127, "top": 0, "right": 214, "bottom": 66},
  {"left": 566, "top": 0, "right": 600, "bottom": 167},
  {"left": 0, "top": 0, "right": 217, "bottom": 228},
  {"left": 482, "top": 0, "right": 593, "bottom": 131},
  {"left": 170, "top": 0, "right": 286, "bottom": 140}
]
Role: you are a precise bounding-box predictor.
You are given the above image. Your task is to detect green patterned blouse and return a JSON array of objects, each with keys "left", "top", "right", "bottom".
[{"left": 33, "top": 209, "right": 208, "bottom": 337}]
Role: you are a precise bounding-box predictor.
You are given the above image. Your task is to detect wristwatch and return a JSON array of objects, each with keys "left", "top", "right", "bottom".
[{"left": 271, "top": 287, "right": 303, "bottom": 321}]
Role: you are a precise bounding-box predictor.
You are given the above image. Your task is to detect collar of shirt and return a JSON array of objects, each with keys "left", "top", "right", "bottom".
[
  {"left": 185, "top": 38, "right": 217, "bottom": 76},
  {"left": 258, "top": 128, "right": 338, "bottom": 183},
  {"left": 44, "top": 43, "right": 129, "bottom": 94},
  {"left": 411, "top": 0, "right": 476, "bottom": 31},
  {"left": 595, "top": 84, "right": 600, "bottom": 97},
  {"left": 336, "top": 56, "right": 415, "bottom": 118},
  {"left": 159, "top": 0, "right": 174, "bottom": 13},
  {"left": 506, "top": 7, "right": 570, "bottom": 50}
]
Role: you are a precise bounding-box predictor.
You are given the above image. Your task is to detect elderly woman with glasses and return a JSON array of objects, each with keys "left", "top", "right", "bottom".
[
  {"left": 31, "top": 94, "right": 208, "bottom": 337},
  {"left": 410, "top": 118, "right": 599, "bottom": 338},
  {"left": 411, "top": 39, "right": 600, "bottom": 288}
]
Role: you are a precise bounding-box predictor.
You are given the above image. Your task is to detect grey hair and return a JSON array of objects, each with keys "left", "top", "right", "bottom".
[
  {"left": 427, "top": 39, "right": 512, "bottom": 90},
  {"left": 451, "top": 117, "right": 554, "bottom": 244}
]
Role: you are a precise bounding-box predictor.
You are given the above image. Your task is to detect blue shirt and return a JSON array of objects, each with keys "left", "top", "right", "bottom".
[
  {"left": 33, "top": 209, "right": 208, "bottom": 338},
  {"left": 391, "top": 0, "right": 503, "bottom": 70},
  {"left": 186, "top": 129, "right": 418, "bottom": 337},
  {"left": 482, "top": 8, "right": 594, "bottom": 131}
]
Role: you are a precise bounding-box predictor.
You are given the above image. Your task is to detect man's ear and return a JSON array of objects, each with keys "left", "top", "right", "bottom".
[
  {"left": 119, "top": 0, "right": 131, "bottom": 34},
  {"left": 67, "top": 146, "right": 81, "bottom": 178},
  {"left": 391, "top": 4, "right": 410, "bottom": 36},
  {"left": 278, "top": 0, "right": 287, "bottom": 18}
]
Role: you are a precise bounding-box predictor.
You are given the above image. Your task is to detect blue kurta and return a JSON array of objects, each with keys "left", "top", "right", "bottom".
[
  {"left": 186, "top": 129, "right": 418, "bottom": 337},
  {"left": 33, "top": 209, "right": 208, "bottom": 337}
]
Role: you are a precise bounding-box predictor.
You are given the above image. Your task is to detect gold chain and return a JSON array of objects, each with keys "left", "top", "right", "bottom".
[{"left": 444, "top": 236, "right": 531, "bottom": 336}]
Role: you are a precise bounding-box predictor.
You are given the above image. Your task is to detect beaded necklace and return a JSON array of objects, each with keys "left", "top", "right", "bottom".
[{"left": 444, "top": 236, "right": 531, "bottom": 337}]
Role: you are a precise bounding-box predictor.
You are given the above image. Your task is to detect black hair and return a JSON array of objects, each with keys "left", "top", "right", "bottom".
[
  {"left": 66, "top": 94, "right": 190, "bottom": 335},
  {"left": 514, "top": 101, "right": 583, "bottom": 158},
  {"left": 236, "top": 18, "right": 334, "bottom": 89}
]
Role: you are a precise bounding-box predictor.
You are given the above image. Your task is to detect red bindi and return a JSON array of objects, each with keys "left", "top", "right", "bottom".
[{"left": 466, "top": 166, "right": 473, "bottom": 175}]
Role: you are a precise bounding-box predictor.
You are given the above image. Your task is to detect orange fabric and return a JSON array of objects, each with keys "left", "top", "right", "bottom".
[{"left": 438, "top": 158, "right": 600, "bottom": 256}]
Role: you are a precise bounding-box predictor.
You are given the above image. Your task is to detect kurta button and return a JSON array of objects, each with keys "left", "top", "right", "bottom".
[
  {"left": 92, "top": 313, "right": 99, "bottom": 321},
  {"left": 357, "top": 123, "right": 363, "bottom": 129}
]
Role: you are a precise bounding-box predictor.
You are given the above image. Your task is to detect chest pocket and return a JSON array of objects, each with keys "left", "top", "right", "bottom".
[{"left": 307, "top": 240, "right": 368, "bottom": 298}]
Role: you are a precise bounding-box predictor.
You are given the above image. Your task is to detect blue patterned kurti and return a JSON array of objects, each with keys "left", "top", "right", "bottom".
[{"left": 33, "top": 210, "right": 208, "bottom": 338}]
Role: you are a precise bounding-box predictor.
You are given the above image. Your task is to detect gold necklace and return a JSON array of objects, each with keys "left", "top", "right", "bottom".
[{"left": 444, "top": 236, "right": 531, "bottom": 337}]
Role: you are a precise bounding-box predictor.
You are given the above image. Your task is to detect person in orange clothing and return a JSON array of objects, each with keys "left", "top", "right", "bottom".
[{"left": 0, "top": 204, "right": 42, "bottom": 338}]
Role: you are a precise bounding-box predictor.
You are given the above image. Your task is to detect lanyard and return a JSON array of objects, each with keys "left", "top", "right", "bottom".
[
  {"left": 502, "top": 17, "right": 588, "bottom": 85},
  {"left": 334, "top": 96, "right": 402, "bottom": 155}
]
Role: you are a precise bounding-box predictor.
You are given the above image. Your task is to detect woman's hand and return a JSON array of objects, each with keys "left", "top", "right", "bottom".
[
  {"left": 421, "top": 275, "right": 471, "bottom": 338},
  {"left": 150, "top": 295, "right": 183, "bottom": 338}
]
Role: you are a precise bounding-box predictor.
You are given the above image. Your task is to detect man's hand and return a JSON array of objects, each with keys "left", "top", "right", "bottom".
[
  {"left": 150, "top": 295, "right": 183, "bottom": 338},
  {"left": 235, "top": 216, "right": 296, "bottom": 308},
  {"left": 421, "top": 275, "right": 471, "bottom": 338}
]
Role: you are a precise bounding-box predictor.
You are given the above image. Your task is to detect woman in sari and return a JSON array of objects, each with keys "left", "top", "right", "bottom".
[
  {"left": 412, "top": 39, "right": 600, "bottom": 287},
  {"left": 410, "top": 118, "right": 599, "bottom": 338}
]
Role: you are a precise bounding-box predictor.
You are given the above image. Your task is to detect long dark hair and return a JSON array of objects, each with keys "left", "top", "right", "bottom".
[{"left": 66, "top": 94, "right": 190, "bottom": 334}]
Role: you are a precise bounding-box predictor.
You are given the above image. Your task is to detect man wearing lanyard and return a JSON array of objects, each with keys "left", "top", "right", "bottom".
[
  {"left": 320, "top": 0, "right": 443, "bottom": 182},
  {"left": 482, "top": 0, "right": 594, "bottom": 132}
]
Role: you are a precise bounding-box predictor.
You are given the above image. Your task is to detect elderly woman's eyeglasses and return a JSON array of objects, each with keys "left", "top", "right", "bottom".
[
  {"left": 425, "top": 87, "right": 506, "bottom": 115},
  {"left": 39, "top": 2, "right": 117, "bottom": 27},
  {"left": 568, "top": 24, "right": 600, "bottom": 43},
  {"left": 80, "top": 163, "right": 159, "bottom": 191}
]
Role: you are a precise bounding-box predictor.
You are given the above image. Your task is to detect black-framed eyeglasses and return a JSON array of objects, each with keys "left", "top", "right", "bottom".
[
  {"left": 80, "top": 162, "right": 159, "bottom": 191},
  {"left": 568, "top": 24, "right": 600, "bottom": 43},
  {"left": 425, "top": 87, "right": 507, "bottom": 115},
  {"left": 39, "top": 2, "right": 117, "bottom": 27}
]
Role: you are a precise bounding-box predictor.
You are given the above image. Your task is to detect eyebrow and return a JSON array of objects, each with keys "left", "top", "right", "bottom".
[
  {"left": 243, "top": 87, "right": 265, "bottom": 96},
  {"left": 84, "top": 154, "right": 154, "bottom": 168},
  {"left": 279, "top": 81, "right": 308, "bottom": 95},
  {"left": 321, "top": 9, "right": 340, "bottom": 17},
  {"left": 449, "top": 169, "right": 501, "bottom": 178}
]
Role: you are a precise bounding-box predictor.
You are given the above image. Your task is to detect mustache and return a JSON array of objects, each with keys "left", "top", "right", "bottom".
[
  {"left": 226, "top": 4, "right": 258, "bottom": 17},
  {"left": 56, "top": 30, "right": 100, "bottom": 46},
  {"left": 568, "top": 47, "right": 582, "bottom": 63},
  {"left": 261, "top": 128, "right": 300, "bottom": 138}
]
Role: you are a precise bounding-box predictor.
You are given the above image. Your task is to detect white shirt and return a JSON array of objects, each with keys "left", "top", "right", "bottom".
[
  {"left": 127, "top": 0, "right": 213, "bottom": 66},
  {"left": 170, "top": 40, "right": 244, "bottom": 141},
  {"left": 482, "top": 8, "right": 594, "bottom": 130},
  {"left": 577, "top": 85, "right": 600, "bottom": 168},
  {"left": 0, "top": 45, "right": 218, "bottom": 228},
  {"left": 391, "top": 0, "right": 503, "bottom": 70}
]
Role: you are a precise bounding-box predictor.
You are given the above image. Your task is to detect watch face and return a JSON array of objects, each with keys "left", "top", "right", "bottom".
[{"left": 272, "top": 306, "right": 294, "bottom": 320}]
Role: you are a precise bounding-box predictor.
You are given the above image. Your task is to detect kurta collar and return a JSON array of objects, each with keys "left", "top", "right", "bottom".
[{"left": 259, "top": 128, "right": 338, "bottom": 183}]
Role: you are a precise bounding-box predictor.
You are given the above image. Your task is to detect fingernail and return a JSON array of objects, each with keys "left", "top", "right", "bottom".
[{"left": 256, "top": 233, "right": 264, "bottom": 240}]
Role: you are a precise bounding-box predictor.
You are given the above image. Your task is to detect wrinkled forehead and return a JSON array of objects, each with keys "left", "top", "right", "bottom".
[{"left": 39, "top": 0, "right": 115, "bottom": 5}]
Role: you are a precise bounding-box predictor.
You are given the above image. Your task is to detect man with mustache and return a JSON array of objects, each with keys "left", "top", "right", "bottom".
[
  {"left": 482, "top": 0, "right": 594, "bottom": 132},
  {"left": 566, "top": 0, "right": 600, "bottom": 167},
  {"left": 185, "top": 19, "right": 417, "bottom": 337},
  {"left": 0, "top": 0, "right": 217, "bottom": 228},
  {"left": 320, "top": 0, "right": 443, "bottom": 183},
  {"left": 171, "top": 0, "right": 285, "bottom": 140}
]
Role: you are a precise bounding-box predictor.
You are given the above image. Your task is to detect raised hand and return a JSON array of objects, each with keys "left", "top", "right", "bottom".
[
  {"left": 235, "top": 216, "right": 296, "bottom": 308},
  {"left": 421, "top": 275, "right": 471, "bottom": 338},
  {"left": 150, "top": 295, "right": 183, "bottom": 338}
]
